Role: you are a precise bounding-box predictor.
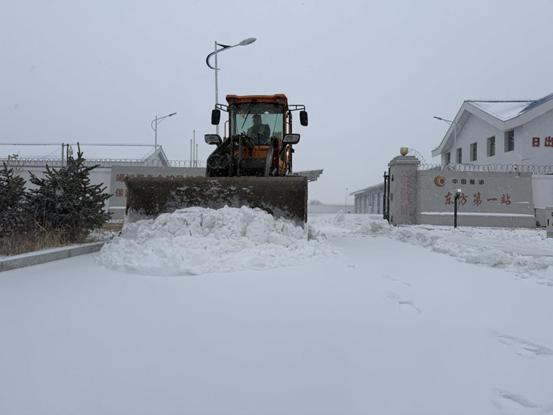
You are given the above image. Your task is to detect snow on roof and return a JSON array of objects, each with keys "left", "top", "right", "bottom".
[
  {"left": 467, "top": 93, "right": 553, "bottom": 121},
  {"left": 0, "top": 144, "right": 159, "bottom": 161},
  {"left": 467, "top": 100, "right": 533, "bottom": 121},
  {"left": 351, "top": 183, "right": 384, "bottom": 195}
]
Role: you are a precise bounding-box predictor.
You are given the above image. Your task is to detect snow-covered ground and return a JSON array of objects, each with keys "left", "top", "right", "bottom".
[
  {"left": 1, "top": 210, "right": 553, "bottom": 414},
  {"left": 313, "top": 213, "right": 553, "bottom": 287}
]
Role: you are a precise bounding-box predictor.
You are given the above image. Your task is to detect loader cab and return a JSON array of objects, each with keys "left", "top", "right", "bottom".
[
  {"left": 230, "top": 103, "right": 285, "bottom": 145},
  {"left": 206, "top": 94, "right": 307, "bottom": 178},
  {"left": 210, "top": 94, "right": 307, "bottom": 143}
]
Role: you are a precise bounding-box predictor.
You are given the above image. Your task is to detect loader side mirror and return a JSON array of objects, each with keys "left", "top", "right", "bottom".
[
  {"left": 205, "top": 134, "right": 222, "bottom": 146},
  {"left": 283, "top": 134, "right": 300, "bottom": 144},
  {"left": 211, "top": 109, "right": 221, "bottom": 125},
  {"left": 299, "top": 110, "right": 308, "bottom": 126}
]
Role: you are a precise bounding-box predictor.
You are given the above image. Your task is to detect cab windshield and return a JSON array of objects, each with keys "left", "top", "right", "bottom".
[{"left": 231, "top": 103, "right": 284, "bottom": 144}]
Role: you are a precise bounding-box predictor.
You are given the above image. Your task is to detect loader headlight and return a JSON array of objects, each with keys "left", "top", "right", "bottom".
[{"left": 283, "top": 134, "right": 300, "bottom": 144}]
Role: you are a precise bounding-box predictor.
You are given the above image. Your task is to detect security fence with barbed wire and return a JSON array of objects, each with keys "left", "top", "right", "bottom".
[{"left": 418, "top": 163, "right": 553, "bottom": 175}]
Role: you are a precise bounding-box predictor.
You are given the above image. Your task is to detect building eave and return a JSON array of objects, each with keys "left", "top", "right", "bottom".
[
  {"left": 351, "top": 182, "right": 384, "bottom": 196},
  {"left": 432, "top": 102, "right": 472, "bottom": 157}
]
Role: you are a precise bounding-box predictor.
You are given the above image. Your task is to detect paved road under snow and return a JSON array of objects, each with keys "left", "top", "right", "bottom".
[{"left": 1, "top": 216, "right": 552, "bottom": 414}]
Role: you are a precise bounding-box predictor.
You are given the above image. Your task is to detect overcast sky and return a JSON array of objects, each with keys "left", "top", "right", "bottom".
[{"left": 2, "top": 0, "right": 553, "bottom": 203}]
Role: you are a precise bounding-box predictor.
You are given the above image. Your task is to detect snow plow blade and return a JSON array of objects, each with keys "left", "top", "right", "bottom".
[{"left": 125, "top": 176, "right": 308, "bottom": 225}]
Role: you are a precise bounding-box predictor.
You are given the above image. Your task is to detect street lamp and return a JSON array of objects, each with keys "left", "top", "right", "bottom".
[
  {"left": 434, "top": 115, "right": 458, "bottom": 164},
  {"left": 454, "top": 188, "right": 462, "bottom": 228},
  {"left": 205, "top": 37, "right": 257, "bottom": 134},
  {"left": 151, "top": 112, "right": 177, "bottom": 150}
]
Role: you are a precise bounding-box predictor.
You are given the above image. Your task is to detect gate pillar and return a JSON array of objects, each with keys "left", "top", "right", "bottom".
[{"left": 388, "top": 154, "right": 420, "bottom": 225}]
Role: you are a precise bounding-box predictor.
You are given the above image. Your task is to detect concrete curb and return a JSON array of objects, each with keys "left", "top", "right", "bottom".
[{"left": 0, "top": 241, "right": 105, "bottom": 273}]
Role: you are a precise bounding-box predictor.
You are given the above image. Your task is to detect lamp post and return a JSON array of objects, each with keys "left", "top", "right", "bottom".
[
  {"left": 434, "top": 116, "right": 458, "bottom": 164},
  {"left": 454, "top": 188, "right": 461, "bottom": 228},
  {"left": 151, "top": 112, "right": 177, "bottom": 150},
  {"left": 344, "top": 187, "right": 349, "bottom": 213},
  {"left": 206, "top": 37, "right": 257, "bottom": 134}
]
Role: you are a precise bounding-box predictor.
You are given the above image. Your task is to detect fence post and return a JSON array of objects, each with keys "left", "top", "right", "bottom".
[{"left": 383, "top": 170, "right": 389, "bottom": 221}]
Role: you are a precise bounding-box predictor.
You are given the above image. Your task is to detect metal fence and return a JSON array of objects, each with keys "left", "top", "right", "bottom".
[
  {"left": 0, "top": 158, "right": 203, "bottom": 168},
  {"left": 418, "top": 163, "right": 553, "bottom": 175}
]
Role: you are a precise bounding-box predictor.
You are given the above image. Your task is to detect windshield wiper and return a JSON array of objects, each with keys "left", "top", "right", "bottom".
[{"left": 240, "top": 105, "right": 253, "bottom": 130}]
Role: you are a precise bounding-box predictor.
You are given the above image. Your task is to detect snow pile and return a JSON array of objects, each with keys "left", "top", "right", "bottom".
[
  {"left": 97, "top": 206, "right": 330, "bottom": 276},
  {"left": 388, "top": 226, "right": 553, "bottom": 282},
  {"left": 310, "top": 213, "right": 553, "bottom": 284},
  {"left": 86, "top": 228, "right": 118, "bottom": 242},
  {"left": 306, "top": 210, "right": 360, "bottom": 237}
]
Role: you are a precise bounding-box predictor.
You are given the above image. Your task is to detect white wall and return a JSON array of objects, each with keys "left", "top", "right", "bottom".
[
  {"left": 12, "top": 166, "right": 113, "bottom": 210},
  {"left": 14, "top": 166, "right": 112, "bottom": 189},
  {"left": 517, "top": 108, "right": 553, "bottom": 165},
  {"left": 353, "top": 192, "right": 383, "bottom": 214},
  {"left": 444, "top": 114, "right": 518, "bottom": 165},
  {"left": 532, "top": 175, "right": 553, "bottom": 209}
]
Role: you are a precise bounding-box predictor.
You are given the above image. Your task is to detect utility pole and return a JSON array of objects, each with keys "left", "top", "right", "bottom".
[{"left": 193, "top": 129, "right": 197, "bottom": 167}]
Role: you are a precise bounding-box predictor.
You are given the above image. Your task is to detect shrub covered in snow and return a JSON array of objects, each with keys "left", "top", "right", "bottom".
[
  {"left": 28, "top": 146, "right": 111, "bottom": 242},
  {"left": 0, "top": 163, "right": 29, "bottom": 236},
  {"left": 0, "top": 148, "right": 111, "bottom": 255}
]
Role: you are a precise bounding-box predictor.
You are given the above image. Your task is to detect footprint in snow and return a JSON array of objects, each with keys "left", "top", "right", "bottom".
[
  {"left": 382, "top": 274, "right": 412, "bottom": 287},
  {"left": 493, "top": 332, "right": 553, "bottom": 359},
  {"left": 385, "top": 291, "right": 421, "bottom": 314},
  {"left": 491, "top": 389, "right": 553, "bottom": 414}
]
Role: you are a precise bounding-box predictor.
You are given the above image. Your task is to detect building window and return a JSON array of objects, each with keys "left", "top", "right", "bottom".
[
  {"left": 505, "top": 130, "right": 514, "bottom": 152},
  {"left": 445, "top": 152, "right": 451, "bottom": 165},
  {"left": 456, "top": 147, "right": 462, "bottom": 163},
  {"left": 487, "top": 136, "right": 495, "bottom": 157},
  {"left": 470, "top": 142, "right": 477, "bottom": 161}
]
